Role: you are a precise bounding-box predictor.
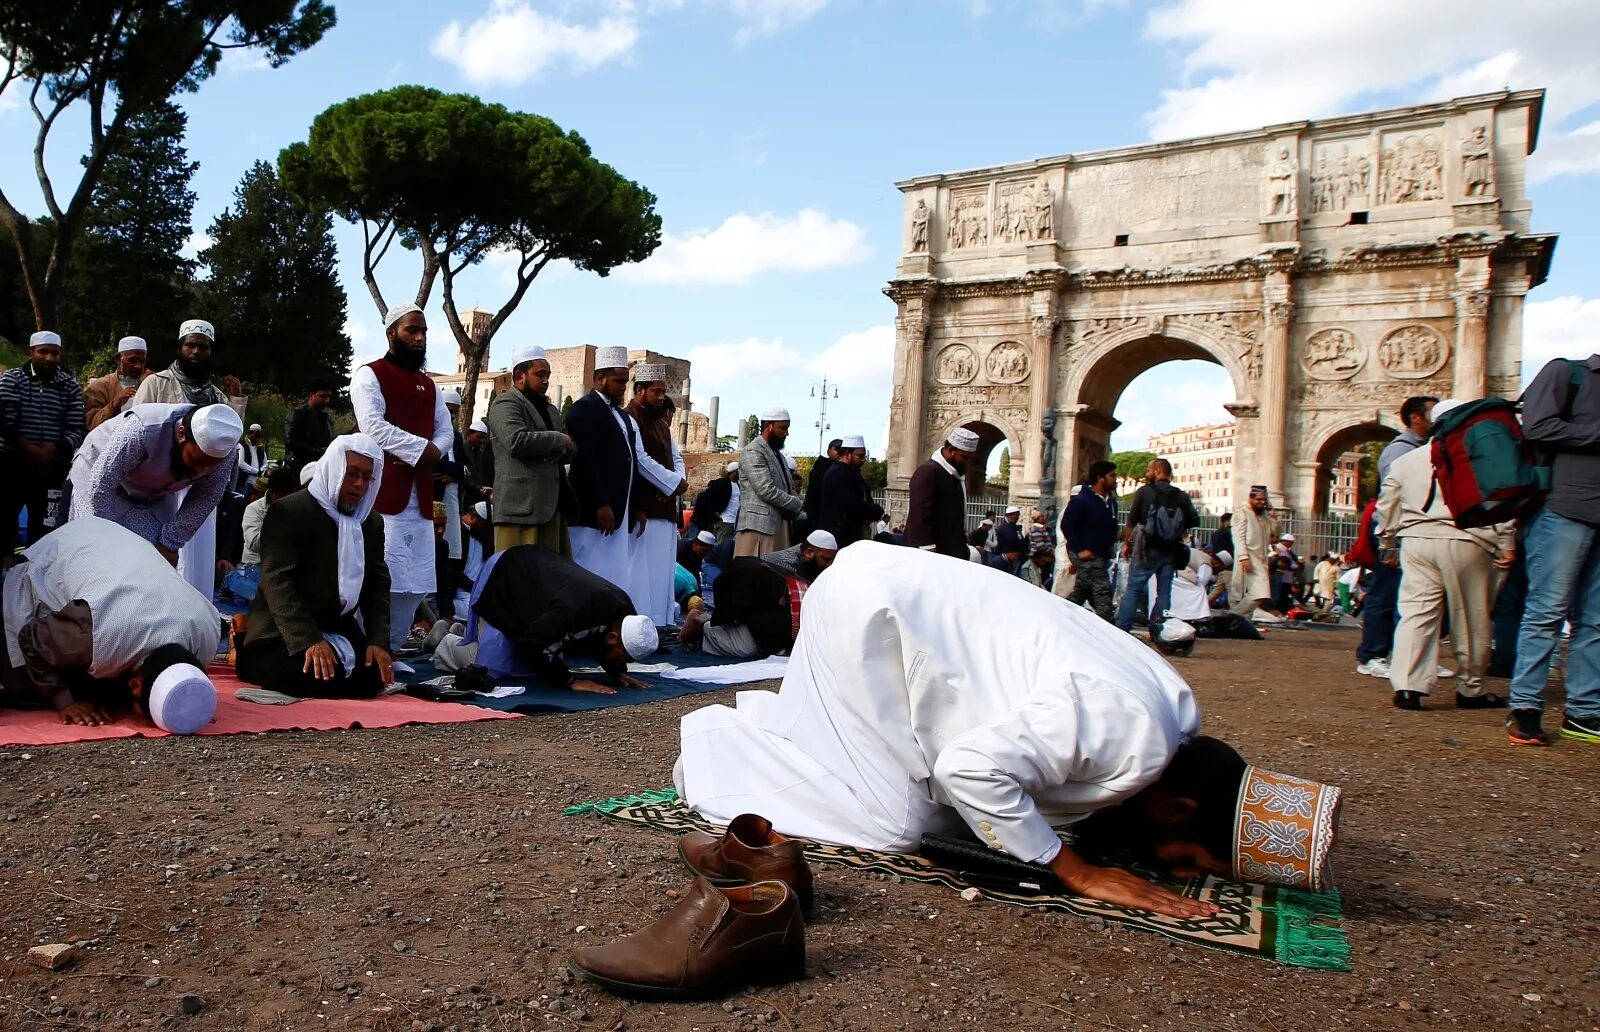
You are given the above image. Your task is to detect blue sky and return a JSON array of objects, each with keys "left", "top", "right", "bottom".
[{"left": 4, "top": 0, "right": 1598, "bottom": 457}]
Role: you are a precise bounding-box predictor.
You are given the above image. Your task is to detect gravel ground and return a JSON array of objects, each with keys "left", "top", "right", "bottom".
[{"left": 1, "top": 627, "right": 1597, "bottom": 1031}]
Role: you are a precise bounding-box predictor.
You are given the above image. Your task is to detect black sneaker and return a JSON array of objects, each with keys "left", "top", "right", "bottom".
[
  {"left": 1392, "top": 690, "right": 1423, "bottom": 711},
  {"left": 1558, "top": 713, "right": 1600, "bottom": 744},
  {"left": 1456, "top": 692, "right": 1507, "bottom": 709},
  {"left": 1506, "top": 708, "right": 1550, "bottom": 746}
]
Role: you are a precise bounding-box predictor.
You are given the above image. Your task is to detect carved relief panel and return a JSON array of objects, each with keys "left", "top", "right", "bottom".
[
  {"left": 934, "top": 344, "right": 977, "bottom": 385},
  {"left": 945, "top": 186, "right": 990, "bottom": 250},
  {"left": 1377, "top": 324, "right": 1449, "bottom": 379},
  {"left": 1308, "top": 140, "right": 1372, "bottom": 213},
  {"left": 1377, "top": 131, "right": 1444, "bottom": 205},
  {"left": 1301, "top": 328, "right": 1365, "bottom": 381},
  {"left": 985, "top": 340, "right": 1030, "bottom": 384},
  {"left": 1460, "top": 124, "right": 1495, "bottom": 199}
]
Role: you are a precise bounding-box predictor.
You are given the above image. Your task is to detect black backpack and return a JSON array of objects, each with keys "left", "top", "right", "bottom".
[{"left": 1142, "top": 487, "right": 1188, "bottom": 546}]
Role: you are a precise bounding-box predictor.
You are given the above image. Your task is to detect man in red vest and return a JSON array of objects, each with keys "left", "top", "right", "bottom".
[{"left": 350, "top": 303, "right": 455, "bottom": 676}]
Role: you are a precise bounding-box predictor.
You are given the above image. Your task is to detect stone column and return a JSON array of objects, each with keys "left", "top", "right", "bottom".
[
  {"left": 1453, "top": 248, "right": 1494, "bottom": 399},
  {"left": 1257, "top": 272, "right": 1295, "bottom": 504},
  {"left": 1024, "top": 293, "right": 1059, "bottom": 497},
  {"left": 706, "top": 395, "right": 720, "bottom": 442},
  {"left": 887, "top": 282, "right": 936, "bottom": 482}
]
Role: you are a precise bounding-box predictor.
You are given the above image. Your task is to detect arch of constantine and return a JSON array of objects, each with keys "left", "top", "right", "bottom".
[{"left": 882, "top": 90, "right": 1556, "bottom": 522}]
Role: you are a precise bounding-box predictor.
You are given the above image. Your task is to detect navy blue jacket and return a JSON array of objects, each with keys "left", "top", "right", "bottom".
[
  {"left": 1060, "top": 485, "right": 1120, "bottom": 559},
  {"left": 565, "top": 390, "right": 647, "bottom": 528},
  {"left": 994, "top": 517, "right": 1027, "bottom": 555},
  {"left": 818, "top": 460, "right": 884, "bottom": 547}
]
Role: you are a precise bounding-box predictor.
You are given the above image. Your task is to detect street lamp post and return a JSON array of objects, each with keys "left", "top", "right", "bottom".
[{"left": 810, "top": 379, "right": 839, "bottom": 456}]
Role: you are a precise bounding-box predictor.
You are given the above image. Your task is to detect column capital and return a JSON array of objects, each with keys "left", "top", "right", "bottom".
[
  {"left": 1265, "top": 301, "right": 1295, "bottom": 326},
  {"left": 1456, "top": 290, "right": 1492, "bottom": 319}
]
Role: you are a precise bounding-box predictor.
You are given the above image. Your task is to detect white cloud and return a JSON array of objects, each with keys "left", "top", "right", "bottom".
[
  {"left": 1140, "top": 1, "right": 1600, "bottom": 182},
  {"left": 810, "top": 324, "right": 894, "bottom": 390},
  {"left": 620, "top": 209, "right": 870, "bottom": 286},
  {"left": 223, "top": 50, "right": 272, "bottom": 74},
  {"left": 1523, "top": 295, "right": 1600, "bottom": 385},
  {"left": 432, "top": 1, "right": 640, "bottom": 87},
  {"left": 182, "top": 232, "right": 213, "bottom": 258},
  {"left": 345, "top": 316, "right": 384, "bottom": 369},
  {"left": 686, "top": 337, "right": 805, "bottom": 389}
]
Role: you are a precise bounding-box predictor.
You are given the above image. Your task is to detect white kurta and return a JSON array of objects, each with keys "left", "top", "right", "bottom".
[
  {"left": 350, "top": 364, "right": 454, "bottom": 595},
  {"left": 177, "top": 507, "right": 218, "bottom": 599},
  {"left": 678, "top": 543, "right": 1202, "bottom": 861},
  {"left": 1150, "top": 552, "right": 1214, "bottom": 622},
  {"left": 633, "top": 435, "right": 687, "bottom": 625}
]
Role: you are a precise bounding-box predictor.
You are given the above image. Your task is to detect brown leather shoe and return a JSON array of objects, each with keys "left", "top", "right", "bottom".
[
  {"left": 678, "top": 813, "right": 814, "bottom": 914},
  {"left": 569, "top": 878, "right": 804, "bottom": 1000}
]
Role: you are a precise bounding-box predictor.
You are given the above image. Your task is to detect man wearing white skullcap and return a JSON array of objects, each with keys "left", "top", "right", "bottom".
[
  {"left": 442, "top": 545, "right": 655, "bottom": 693},
  {"left": 350, "top": 301, "right": 453, "bottom": 674},
  {"left": 83, "top": 335, "right": 152, "bottom": 431},
  {"left": 624, "top": 363, "right": 689, "bottom": 625},
  {"left": 678, "top": 529, "right": 839, "bottom": 659},
  {"left": 733, "top": 405, "right": 803, "bottom": 558},
  {"left": 235, "top": 422, "right": 268, "bottom": 494},
  {"left": 566, "top": 345, "right": 651, "bottom": 598},
  {"left": 905, "top": 427, "right": 977, "bottom": 558},
  {"left": 1, "top": 517, "right": 218, "bottom": 730},
  {"left": 486, "top": 341, "right": 575, "bottom": 555},
  {"left": 689, "top": 461, "right": 741, "bottom": 542},
  {"left": 432, "top": 385, "right": 480, "bottom": 567},
  {"left": 0, "top": 328, "right": 85, "bottom": 561},
  {"left": 67, "top": 404, "right": 241, "bottom": 576},
  {"left": 817, "top": 434, "right": 884, "bottom": 549},
  {"left": 237, "top": 434, "right": 397, "bottom": 698}
]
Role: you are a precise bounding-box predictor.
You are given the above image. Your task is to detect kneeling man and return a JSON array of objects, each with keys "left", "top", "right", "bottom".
[
  {"left": 679, "top": 530, "right": 838, "bottom": 659},
  {"left": 678, "top": 543, "right": 1338, "bottom": 917},
  {"left": 2, "top": 517, "right": 219, "bottom": 732},
  {"left": 237, "top": 435, "right": 395, "bottom": 698}
]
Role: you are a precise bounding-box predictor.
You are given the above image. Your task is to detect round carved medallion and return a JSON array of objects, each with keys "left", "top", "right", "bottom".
[
  {"left": 985, "top": 340, "right": 1030, "bottom": 384},
  {"left": 1301, "top": 328, "right": 1365, "bottom": 381},
  {"left": 934, "top": 344, "right": 977, "bottom": 385},
  {"left": 1377, "top": 324, "right": 1449, "bottom": 380}
]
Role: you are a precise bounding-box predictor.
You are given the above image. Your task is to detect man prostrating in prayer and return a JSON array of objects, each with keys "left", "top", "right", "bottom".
[{"left": 677, "top": 542, "right": 1341, "bottom": 919}]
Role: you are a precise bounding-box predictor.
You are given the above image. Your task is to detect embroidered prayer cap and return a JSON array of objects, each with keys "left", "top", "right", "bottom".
[
  {"left": 619, "top": 614, "right": 659, "bottom": 660},
  {"left": 511, "top": 344, "right": 546, "bottom": 367},
  {"left": 468, "top": 419, "right": 488, "bottom": 434},
  {"left": 1233, "top": 766, "right": 1343, "bottom": 892},
  {"left": 384, "top": 302, "right": 422, "bottom": 330},
  {"left": 725, "top": 461, "right": 739, "bottom": 473},
  {"left": 633, "top": 363, "right": 667, "bottom": 384},
  {"left": 594, "top": 345, "right": 629, "bottom": 371},
  {"left": 188, "top": 404, "right": 244, "bottom": 459},
  {"left": 473, "top": 501, "right": 489, "bottom": 519},
  {"left": 759, "top": 406, "right": 790, "bottom": 422},
  {"left": 805, "top": 530, "right": 838, "bottom": 551},
  {"left": 696, "top": 530, "right": 717, "bottom": 546},
  {"left": 147, "top": 662, "right": 217, "bottom": 735},
  {"left": 432, "top": 501, "right": 448, "bottom": 518},
  {"left": 179, "top": 318, "right": 215, "bottom": 340},
  {"left": 117, "top": 335, "right": 147, "bottom": 353},
  {"left": 248, "top": 423, "right": 263, "bottom": 432},
  {"left": 440, "top": 387, "right": 462, "bottom": 406},
  {"left": 946, "top": 427, "right": 980, "bottom": 452},
  {"left": 839, "top": 434, "right": 866, "bottom": 450},
  {"left": 28, "top": 330, "right": 61, "bottom": 348}
]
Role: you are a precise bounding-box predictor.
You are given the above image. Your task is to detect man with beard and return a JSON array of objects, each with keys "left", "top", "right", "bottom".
[
  {"left": 132, "top": 319, "right": 248, "bottom": 596},
  {"left": 624, "top": 364, "right": 689, "bottom": 625},
  {"left": 0, "top": 331, "right": 84, "bottom": 561},
  {"left": 734, "top": 408, "right": 804, "bottom": 558},
  {"left": 82, "top": 335, "right": 152, "bottom": 430},
  {"left": 679, "top": 530, "right": 838, "bottom": 659},
  {"left": 1231, "top": 486, "right": 1275, "bottom": 618},
  {"left": 235, "top": 423, "right": 268, "bottom": 494},
  {"left": 905, "top": 428, "right": 977, "bottom": 558},
  {"left": 285, "top": 380, "right": 336, "bottom": 478},
  {"left": 350, "top": 303, "right": 454, "bottom": 676},
  {"left": 486, "top": 344, "right": 577, "bottom": 555},
  {"left": 237, "top": 435, "right": 395, "bottom": 699},
  {"left": 817, "top": 434, "right": 884, "bottom": 548},
  {"left": 567, "top": 347, "right": 649, "bottom": 598}
]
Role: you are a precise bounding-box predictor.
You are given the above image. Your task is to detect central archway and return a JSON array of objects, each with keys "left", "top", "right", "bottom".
[{"left": 1310, "top": 421, "right": 1397, "bottom": 516}]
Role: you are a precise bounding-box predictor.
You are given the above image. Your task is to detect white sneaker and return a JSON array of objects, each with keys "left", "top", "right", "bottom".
[
  {"left": 1356, "top": 658, "right": 1391, "bottom": 678},
  {"left": 1436, "top": 666, "right": 1457, "bottom": 679}
]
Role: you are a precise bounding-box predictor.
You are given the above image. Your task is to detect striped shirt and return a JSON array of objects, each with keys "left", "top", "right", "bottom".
[{"left": 0, "top": 364, "right": 85, "bottom": 453}]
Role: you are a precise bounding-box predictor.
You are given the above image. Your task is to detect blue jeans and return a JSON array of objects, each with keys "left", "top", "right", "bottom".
[
  {"left": 1510, "top": 508, "right": 1600, "bottom": 717},
  {"left": 1116, "top": 552, "right": 1176, "bottom": 632},
  {"left": 1356, "top": 559, "right": 1401, "bottom": 663},
  {"left": 223, "top": 563, "right": 262, "bottom": 601}
]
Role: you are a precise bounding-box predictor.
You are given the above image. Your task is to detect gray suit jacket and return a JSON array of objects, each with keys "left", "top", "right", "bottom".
[
  {"left": 486, "top": 388, "right": 569, "bottom": 525},
  {"left": 735, "top": 436, "right": 802, "bottom": 536}
]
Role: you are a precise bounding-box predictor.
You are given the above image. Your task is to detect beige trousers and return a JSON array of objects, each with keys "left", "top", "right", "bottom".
[
  {"left": 494, "top": 515, "right": 570, "bottom": 558},
  {"left": 1388, "top": 535, "right": 1500, "bottom": 696},
  {"left": 734, "top": 524, "right": 790, "bottom": 558}
]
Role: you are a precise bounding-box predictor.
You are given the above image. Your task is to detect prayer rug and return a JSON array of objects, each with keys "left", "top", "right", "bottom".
[
  {"left": 565, "top": 789, "right": 1350, "bottom": 972},
  {"left": 0, "top": 665, "right": 516, "bottom": 748},
  {"left": 458, "top": 649, "right": 787, "bottom": 715}
]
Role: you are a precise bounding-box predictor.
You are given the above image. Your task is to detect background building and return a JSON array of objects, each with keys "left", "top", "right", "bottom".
[{"left": 1142, "top": 419, "right": 1362, "bottom": 515}]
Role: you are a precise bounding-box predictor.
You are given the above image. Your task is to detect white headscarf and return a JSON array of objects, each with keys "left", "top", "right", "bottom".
[{"left": 307, "top": 433, "right": 385, "bottom": 615}]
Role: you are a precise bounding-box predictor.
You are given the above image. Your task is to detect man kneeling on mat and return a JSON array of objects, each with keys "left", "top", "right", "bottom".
[
  {"left": 237, "top": 434, "right": 395, "bottom": 698},
  {"left": 678, "top": 530, "right": 838, "bottom": 659},
  {"left": 1, "top": 517, "right": 219, "bottom": 732},
  {"left": 677, "top": 543, "right": 1341, "bottom": 918}
]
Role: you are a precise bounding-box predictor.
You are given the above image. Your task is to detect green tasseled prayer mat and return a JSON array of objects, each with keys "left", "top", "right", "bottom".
[{"left": 565, "top": 789, "right": 1349, "bottom": 972}]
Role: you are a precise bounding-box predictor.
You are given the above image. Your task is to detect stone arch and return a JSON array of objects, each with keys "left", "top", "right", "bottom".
[{"left": 1305, "top": 417, "right": 1399, "bottom": 516}]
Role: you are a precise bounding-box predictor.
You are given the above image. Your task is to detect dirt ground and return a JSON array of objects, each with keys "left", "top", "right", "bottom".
[{"left": 1, "top": 627, "right": 1597, "bottom": 1032}]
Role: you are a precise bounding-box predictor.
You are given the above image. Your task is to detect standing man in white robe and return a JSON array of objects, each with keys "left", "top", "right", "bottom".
[
  {"left": 350, "top": 303, "right": 454, "bottom": 676},
  {"left": 624, "top": 364, "right": 688, "bottom": 625},
  {"left": 567, "top": 347, "right": 647, "bottom": 599},
  {"left": 678, "top": 543, "right": 1249, "bottom": 919}
]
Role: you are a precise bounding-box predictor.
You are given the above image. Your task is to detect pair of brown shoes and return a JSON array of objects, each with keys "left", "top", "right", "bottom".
[{"left": 569, "top": 814, "right": 813, "bottom": 1000}]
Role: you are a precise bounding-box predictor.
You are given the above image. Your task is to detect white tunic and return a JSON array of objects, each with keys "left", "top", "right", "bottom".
[
  {"left": 679, "top": 543, "right": 1201, "bottom": 861},
  {"left": 1150, "top": 551, "right": 1214, "bottom": 622},
  {"left": 633, "top": 435, "right": 687, "bottom": 625},
  {"left": 350, "top": 364, "right": 454, "bottom": 595}
]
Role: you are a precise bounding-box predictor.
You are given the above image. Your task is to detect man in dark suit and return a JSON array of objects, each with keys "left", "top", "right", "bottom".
[
  {"left": 800, "top": 438, "right": 842, "bottom": 532},
  {"left": 237, "top": 434, "right": 394, "bottom": 698},
  {"left": 691, "top": 462, "right": 739, "bottom": 538},
  {"left": 487, "top": 345, "right": 576, "bottom": 555},
  {"left": 904, "top": 428, "right": 977, "bottom": 558},
  {"left": 284, "top": 380, "right": 336, "bottom": 479},
  {"left": 817, "top": 435, "right": 883, "bottom": 548},
  {"left": 565, "top": 347, "right": 648, "bottom": 595}
]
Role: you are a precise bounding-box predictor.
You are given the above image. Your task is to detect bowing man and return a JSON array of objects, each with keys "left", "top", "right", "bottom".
[{"left": 236, "top": 434, "right": 394, "bottom": 698}]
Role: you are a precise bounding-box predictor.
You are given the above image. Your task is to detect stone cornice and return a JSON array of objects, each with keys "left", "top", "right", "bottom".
[{"left": 883, "top": 278, "right": 939, "bottom": 304}]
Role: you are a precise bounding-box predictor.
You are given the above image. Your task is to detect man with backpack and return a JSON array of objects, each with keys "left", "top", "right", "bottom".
[
  {"left": 1509, "top": 355, "right": 1600, "bottom": 746},
  {"left": 1115, "top": 457, "right": 1200, "bottom": 638}
]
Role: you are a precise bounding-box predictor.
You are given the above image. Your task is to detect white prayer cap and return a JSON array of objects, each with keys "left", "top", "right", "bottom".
[
  {"left": 1280, "top": 533, "right": 1295, "bottom": 542},
  {"left": 760, "top": 406, "right": 790, "bottom": 422},
  {"left": 147, "top": 662, "right": 216, "bottom": 735},
  {"left": 1431, "top": 398, "right": 1467, "bottom": 420},
  {"left": 384, "top": 302, "right": 422, "bottom": 330},
  {"left": 633, "top": 363, "right": 667, "bottom": 384},
  {"left": 473, "top": 501, "right": 489, "bottom": 519},
  {"left": 725, "top": 461, "right": 739, "bottom": 473},
  {"left": 178, "top": 318, "right": 214, "bottom": 340},
  {"left": 440, "top": 387, "right": 462, "bottom": 406},
  {"left": 784, "top": 453, "right": 797, "bottom": 470},
  {"left": 946, "top": 427, "right": 980, "bottom": 452},
  {"left": 1159, "top": 619, "right": 1197, "bottom": 645},
  {"left": 619, "top": 614, "right": 658, "bottom": 660},
  {"left": 511, "top": 344, "right": 546, "bottom": 367},
  {"left": 188, "top": 404, "right": 244, "bottom": 459},
  {"left": 1006, "top": 505, "right": 1022, "bottom": 515},
  {"left": 594, "top": 345, "right": 629, "bottom": 370},
  {"left": 805, "top": 530, "right": 839, "bottom": 550},
  {"left": 117, "top": 335, "right": 147, "bottom": 353},
  {"left": 248, "top": 423, "right": 263, "bottom": 432},
  {"left": 28, "top": 330, "right": 60, "bottom": 348},
  {"left": 980, "top": 518, "right": 994, "bottom": 527},
  {"left": 696, "top": 529, "right": 717, "bottom": 546},
  {"left": 840, "top": 434, "right": 866, "bottom": 449},
  {"left": 468, "top": 419, "right": 488, "bottom": 434},
  {"left": 1216, "top": 550, "right": 1234, "bottom": 566}
]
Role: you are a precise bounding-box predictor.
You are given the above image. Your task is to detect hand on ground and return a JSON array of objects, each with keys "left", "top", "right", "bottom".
[
  {"left": 59, "top": 701, "right": 113, "bottom": 726},
  {"left": 366, "top": 646, "right": 394, "bottom": 685},
  {"left": 1066, "top": 863, "right": 1218, "bottom": 920},
  {"left": 570, "top": 679, "right": 616, "bottom": 695},
  {"left": 303, "top": 641, "right": 338, "bottom": 681}
]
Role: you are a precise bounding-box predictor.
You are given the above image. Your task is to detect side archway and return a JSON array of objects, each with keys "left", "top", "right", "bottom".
[{"left": 1307, "top": 420, "right": 1399, "bottom": 516}]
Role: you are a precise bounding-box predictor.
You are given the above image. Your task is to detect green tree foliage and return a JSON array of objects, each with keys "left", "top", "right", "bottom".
[
  {"left": 861, "top": 458, "right": 888, "bottom": 491},
  {"left": 715, "top": 434, "right": 736, "bottom": 453},
  {"left": 0, "top": 0, "right": 334, "bottom": 329},
  {"left": 280, "top": 86, "right": 661, "bottom": 425},
  {"left": 60, "top": 100, "right": 197, "bottom": 371},
  {"left": 1357, "top": 440, "right": 1386, "bottom": 506},
  {"left": 744, "top": 414, "right": 759, "bottom": 443},
  {"left": 993, "top": 447, "right": 1011, "bottom": 487},
  {"left": 198, "top": 160, "right": 350, "bottom": 395},
  {"left": 1110, "top": 450, "right": 1157, "bottom": 482}
]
